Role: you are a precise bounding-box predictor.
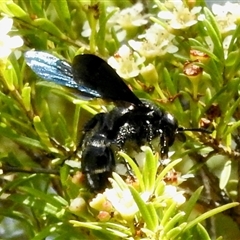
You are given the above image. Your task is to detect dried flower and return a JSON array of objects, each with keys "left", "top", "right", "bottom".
[
  {"left": 190, "top": 49, "right": 210, "bottom": 64},
  {"left": 183, "top": 60, "right": 203, "bottom": 100},
  {"left": 183, "top": 60, "right": 203, "bottom": 79}
]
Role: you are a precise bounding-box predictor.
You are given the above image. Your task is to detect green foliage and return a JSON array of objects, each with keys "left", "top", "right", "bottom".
[{"left": 0, "top": 0, "right": 240, "bottom": 239}]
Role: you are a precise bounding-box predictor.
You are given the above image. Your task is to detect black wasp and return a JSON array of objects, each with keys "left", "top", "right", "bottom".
[{"left": 25, "top": 51, "right": 210, "bottom": 192}]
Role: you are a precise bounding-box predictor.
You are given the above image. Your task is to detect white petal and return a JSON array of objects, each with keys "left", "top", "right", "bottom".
[
  {"left": 0, "top": 17, "right": 13, "bottom": 36},
  {"left": 9, "top": 36, "right": 23, "bottom": 48},
  {"left": 0, "top": 47, "right": 11, "bottom": 58},
  {"left": 158, "top": 11, "right": 174, "bottom": 20},
  {"left": 212, "top": 4, "right": 226, "bottom": 16},
  {"left": 118, "top": 45, "right": 131, "bottom": 57}
]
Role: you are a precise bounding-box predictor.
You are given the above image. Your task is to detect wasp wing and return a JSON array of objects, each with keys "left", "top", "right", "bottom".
[
  {"left": 24, "top": 51, "right": 100, "bottom": 98},
  {"left": 72, "top": 54, "right": 142, "bottom": 106}
]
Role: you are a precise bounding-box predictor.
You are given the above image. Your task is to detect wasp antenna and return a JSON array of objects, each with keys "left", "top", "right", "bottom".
[{"left": 178, "top": 127, "right": 212, "bottom": 134}]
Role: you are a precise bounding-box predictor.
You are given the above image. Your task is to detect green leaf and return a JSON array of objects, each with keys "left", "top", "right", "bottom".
[
  {"left": 38, "top": 99, "right": 54, "bottom": 136},
  {"left": 118, "top": 151, "right": 144, "bottom": 190},
  {"left": 181, "top": 186, "right": 203, "bottom": 222},
  {"left": 225, "top": 50, "right": 240, "bottom": 79},
  {"left": 183, "top": 202, "right": 239, "bottom": 232},
  {"left": 96, "top": 3, "right": 118, "bottom": 55},
  {"left": 0, "top": 123, "right": 44, "bottom": 150},
  {"left": 164, "top": 212, "right": 185, "bottom": 235},
  {"left": 160, "top": 201, "right": 177, "bottom": 227},
  {"left": 29, "top": 0, "right": 45, "bottom": 17},
  {"left": 195, "top": 223, "right": 211, "bottom": 240},
  {"left": 225, "top": 50, "right": 240, "bottom": 67},
  {"left": 3, "top": 2, "right": 30, "bottom": 21},
  {"left": 52, "top": 0, "right": 71, "bottom": 30},
  {"left": 19, "top": 186, "right": 67, "bottom": 208},
  {"left": 162, "top": 67, "right": 183, "bottom": 115},
  {"left": 129, "top": 186, "right": 156, "bottom": 231},
  {"left": 0, "top": 209, "right": 35, "bottom": 238},
  {"left": 147, "top": 202, "right": 159, "bottom": 231},
  {"left": 21, "top": 84, "right": 32, "bottom": 112},
  {"left": 55, "top": 112, "right": 75, "bottom": 150},
  {"left": 142, "top": 146, "right": 157, "bottom": 192},
  {"left": 33, "top": 18, "right": 65, "bottom": 39},
  {"left": 70, "top": 221, "right": 131, "bottom": 238},
  {"left": 31, "top": 223, "right": 64, "bottom": 240},
  {"left": 203, "top": 7, "right": 223, "bottom": 59},
  {"left": 33, "top": 116, "right": 59, "bottom": 152},
  {"left": 166, "top": 223, "right": 187, "bottom": 239},
  {"left": 219, "top": 160, "right": 231, "bottom": 190}
]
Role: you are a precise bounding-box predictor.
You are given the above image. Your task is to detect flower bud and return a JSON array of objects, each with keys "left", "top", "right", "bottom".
[
  {"left": 140, "top": 63, "right": 158, "bottom": 85},
  {"left": 89, "top": 193, "right": 113, "bottom": 212},
  {"left": 71, "top": 171, "right": 84, "bottom": 186},
  {"left": 97, "top": 211, "right": 111, "bottom": 222},
  {"left": 69, "top": 197, "right": 87, "bottom": 214}
]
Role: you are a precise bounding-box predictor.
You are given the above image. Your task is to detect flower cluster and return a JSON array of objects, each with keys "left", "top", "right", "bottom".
[
  {"left": 81, "top": 1, "right": 206, "bottom": 99},
  {"left": 89, "top": 172, "right": 186, "bottom": 223}
]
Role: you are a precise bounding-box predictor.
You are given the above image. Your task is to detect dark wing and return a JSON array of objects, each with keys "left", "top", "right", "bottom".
[
  {"left": 72, "top": 54, "right": 142, "bottom": 106},
  {"left": 24, "top": 51, "right": 100, "bottom": 98}
]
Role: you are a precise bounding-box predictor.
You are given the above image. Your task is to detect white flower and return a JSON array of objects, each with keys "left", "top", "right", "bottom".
[
  {"left": 104, "top": 188, "right": 138, "bottom": 221},
  {"left": 129, "top": 24, "right": 178, "bottom": 58},
  {"left": 107, "top": 45, "right": 145, "bottom": 79},
  {"left": 82, "top": 3, "right": 148, "bottom": 42},
  {"left": 212, "top": 2, "right": 240, "bottom": 33},
  {"left": 158, "top": 1, "right": 202, "bottom": 30},
  {"left": 104, "top": 186, "right": 150, "bottom": 221},
  {"left": 106, "top": 3, "right": 149, "bottom": 42},
  {"left": 164, "top": 185, "right": 186, "bottom": 206},
  {"left": 108, "top": 3, "right": 148, "bottom": 29},
  {"left": 0, "top": 17, "right": 23, "bottom": 59},
  {"left": 212, "top": 1, "right": 240, "bottom": 18}
]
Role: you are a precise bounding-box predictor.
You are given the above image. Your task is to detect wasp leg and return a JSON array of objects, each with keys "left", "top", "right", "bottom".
[{"left": 160, "top": 133, "right": 170, "bottom": 160}]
